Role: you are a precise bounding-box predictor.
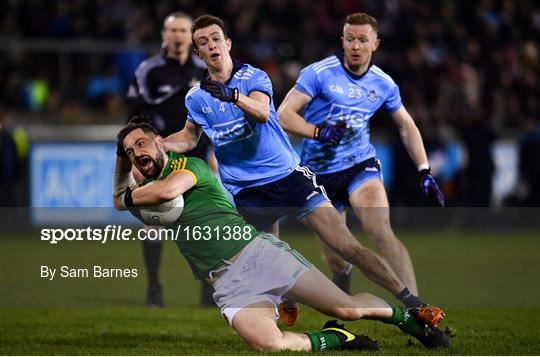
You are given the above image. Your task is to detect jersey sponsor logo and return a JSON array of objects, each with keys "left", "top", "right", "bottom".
[
  {"left": 158, "top": 84, "right": 173, "bottom": 94},
  {"left": 211, "top": 117, "right": 254, "bottom": 147},
  {"left": 325, "top": 103, "right": 371, "bottom": 128},
  {"left": 329, "top": 84, "right": 344, "bottom": 94}
]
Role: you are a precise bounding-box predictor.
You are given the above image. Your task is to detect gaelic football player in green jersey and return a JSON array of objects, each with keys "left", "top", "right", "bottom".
[{"left": 112, "top": 118, "right": 449, "bottom": 352}]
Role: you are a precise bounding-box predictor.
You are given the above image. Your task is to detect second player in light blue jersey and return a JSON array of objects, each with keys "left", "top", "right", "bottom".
[
  {"left": 279, "top": 13, "right": 445, "bottom": 305},
  {"left": 163, "top": 14, "right": 445, "bottom": 329}
]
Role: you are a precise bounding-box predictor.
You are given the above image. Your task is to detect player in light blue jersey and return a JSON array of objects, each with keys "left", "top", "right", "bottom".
[
  {"left": 164, "top": 14, "right": 448, "bottom": 329},
  {"left": 279, "top": 12, "right": 445, "bottom": 303}
]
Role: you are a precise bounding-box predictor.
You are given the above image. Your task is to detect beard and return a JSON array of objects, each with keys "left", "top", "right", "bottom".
[
  {"left": 137, "top": 144, "right": 165, "bottom": 179},
  {"left": 146, "top": 150, "right": 165, "bottom": 179}
]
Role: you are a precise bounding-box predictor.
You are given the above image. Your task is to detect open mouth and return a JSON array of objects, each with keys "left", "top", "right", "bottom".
[
  {"left": 137, "top": 156, "right": 154, "bottom": 172},
  {"left": 210, "top": 53, "right": 220, "bottom": 60}
]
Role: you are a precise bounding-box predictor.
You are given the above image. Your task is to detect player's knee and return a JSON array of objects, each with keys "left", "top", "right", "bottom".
[
  {"left": 251, "top": 336, "right": 284, "bottom": 352},
  {"left": 333, "top": 307, "right": 364, "bottom": 321},
  {"left": 363, "top": 221, "right": 394, "bottom": 244}
]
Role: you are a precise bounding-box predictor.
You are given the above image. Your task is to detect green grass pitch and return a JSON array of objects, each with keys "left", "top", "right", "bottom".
[{"left": 1, "top": 230, "right": 539, "bottom": 355}]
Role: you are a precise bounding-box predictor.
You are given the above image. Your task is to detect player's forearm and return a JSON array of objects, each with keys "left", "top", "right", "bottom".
[
  {"left": 236, "top": 93, "right": 269, "bottom": 123},
  {"left": 164, "top": 130, "right": 197, "bottom": 153},
  {"left": 131, "top": 180, "right": 175, "bottom": 205},
  {"left": 112, "top": 157, "right": 134, "bottom": 211},
  {"left": 278, "top": 107, "right": 316, "bottom": 139},
  {"left": 399, "top": 121, "right": 429, "bottom": 169},
  {"left": 134, "top": 171, "right": 194, "bottom": 205}
]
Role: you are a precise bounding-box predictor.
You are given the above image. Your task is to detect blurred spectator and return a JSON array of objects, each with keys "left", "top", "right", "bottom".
[
  {"left": 461, "top": 110, "right": 496, "bottom": 206},
  {"left": 518, "top": 118, "right": 540, "bottom": 206},
  {"left": 1, "top": 0, "right": 538, "bottom": 205},
  {"left": 0, "top": 108, "right": 28, "bottom": 207}
]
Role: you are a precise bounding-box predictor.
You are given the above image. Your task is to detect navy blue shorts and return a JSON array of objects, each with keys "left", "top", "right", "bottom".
[
  {"left": 315, "top": 157, "right": 383, "bottom": 212},
  {"left": 233, "top": 166, "right": 329, "bottom": 230}
]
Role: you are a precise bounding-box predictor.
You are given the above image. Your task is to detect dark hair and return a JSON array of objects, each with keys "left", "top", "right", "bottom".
[
  {"left": 162, "top": 11, "right": 192, "bottom": 30},
  {"left": 191, "top": 14, "right": 227, "bottom": 47},
  {"left": 344, "top": 12, "right": 378, "bottom": 34},
  {"left": 117, "top": 116, "right": 159, "bottom": 147}
]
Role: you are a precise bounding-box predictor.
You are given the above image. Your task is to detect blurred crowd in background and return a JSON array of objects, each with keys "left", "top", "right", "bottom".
[{"left": 1, "top": 0, "right": 539, "bottom": 207}]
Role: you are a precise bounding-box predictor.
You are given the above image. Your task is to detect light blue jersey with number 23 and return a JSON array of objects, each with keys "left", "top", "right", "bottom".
[{"left": 295, "top": 55, "right": 403, "bottom": 174}]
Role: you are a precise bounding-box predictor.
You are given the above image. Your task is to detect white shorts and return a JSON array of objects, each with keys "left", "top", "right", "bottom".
[{"left": 212, "top": 233, "right": 312, "bottom": 327}]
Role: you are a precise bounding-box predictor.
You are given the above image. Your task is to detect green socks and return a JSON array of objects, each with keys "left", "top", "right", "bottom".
[
  {"left": 304, "top": 331, "right": 341, "bottom": 352},
  {"left": 387, "top": 303, "right": 423, "bottom": 336}
]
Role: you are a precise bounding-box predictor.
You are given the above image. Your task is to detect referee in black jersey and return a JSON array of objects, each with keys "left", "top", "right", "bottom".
[{"left": 126, "top": 11, "right": 216, "bottom": 307}]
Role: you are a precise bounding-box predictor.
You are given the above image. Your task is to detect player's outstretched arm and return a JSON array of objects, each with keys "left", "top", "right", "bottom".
[
  {"left": 392, "top": 106, "right": 445, "bottom": 206},
  {"left": 391, "top": 106, "right": 429, "bottom": 168},
  {"left": 112, "top": 156, "right": 134, "bottom": 211},
  {"left": 277, "top": 88, "right": 316, "bottom": 138},
  {"left": 163, "top": 121, "right": 202, "bottom": 153}
]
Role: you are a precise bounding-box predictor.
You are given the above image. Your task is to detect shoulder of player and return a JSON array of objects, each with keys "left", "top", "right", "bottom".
[
  {"left": 369, "top": 64, "right": 397, "bottom": 86},
  {"left": 305, "top": 55, "right": 341, "bottom": 75},
  {"left": 166, "top": 154, "right": 193, "bottom": 175},
  {"left": 185, "top": 82, "right": 202, "bottom": 101},
  {"left": 169, "top": 155, "right": 207, "bottom": 171},
  {"left": 173, "top": 156, "right": 210, "bottom": 184},
  {"left": 232, "top": 63, "right": 264, "bottom": 81},
  {"left": 166, "top": 152, "right": 186, "bottom": 170}
]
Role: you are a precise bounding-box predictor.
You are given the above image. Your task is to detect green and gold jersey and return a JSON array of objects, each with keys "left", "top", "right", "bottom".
[{"left": 141, "top": 152, "right": 257, "bottom": 279}]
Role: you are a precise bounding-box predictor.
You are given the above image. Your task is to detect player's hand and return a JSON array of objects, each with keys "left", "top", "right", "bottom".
[
  {"left": 314, "top": 122, "right": 346, "bottom": 145},
  {"left": 200, "top": 78, "right": 239, "bottom": 103},
  {"left": 419, "top": 168, "right": 445, "bottom": 207},
  {"left": 116, "top": 140, "right": 128, "bottom": 158}
]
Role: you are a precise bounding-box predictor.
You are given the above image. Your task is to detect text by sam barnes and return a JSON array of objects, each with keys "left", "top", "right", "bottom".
[{"left": 41, "top": 265, "right": 138, "bottom": 280}]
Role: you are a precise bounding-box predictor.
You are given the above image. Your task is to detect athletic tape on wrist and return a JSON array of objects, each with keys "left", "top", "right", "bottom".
[
  {"left": 417, "top": 163, "right": 430, "bottom": 172},
  {"left": 112, "top": 172, "right": 135, "bottom": 195},
  {"left": 117, "top": 192, "right": 127, "bottom": 210}
]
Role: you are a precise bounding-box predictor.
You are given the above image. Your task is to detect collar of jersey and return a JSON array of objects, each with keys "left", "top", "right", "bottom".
[
  {"left": 203, "top": 59, "right": 245, "bottom": 85},
  {"left": 335, "top": 52, "right": 373, "bottom": 80}
]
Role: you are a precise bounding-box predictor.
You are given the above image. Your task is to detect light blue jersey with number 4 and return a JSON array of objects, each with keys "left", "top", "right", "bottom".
[
  {"left": 295, "top": 55, "right": 403, "bottom": 174},
  {"left": 186, "top": 62, "right": 299, "bottom": 195}
]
